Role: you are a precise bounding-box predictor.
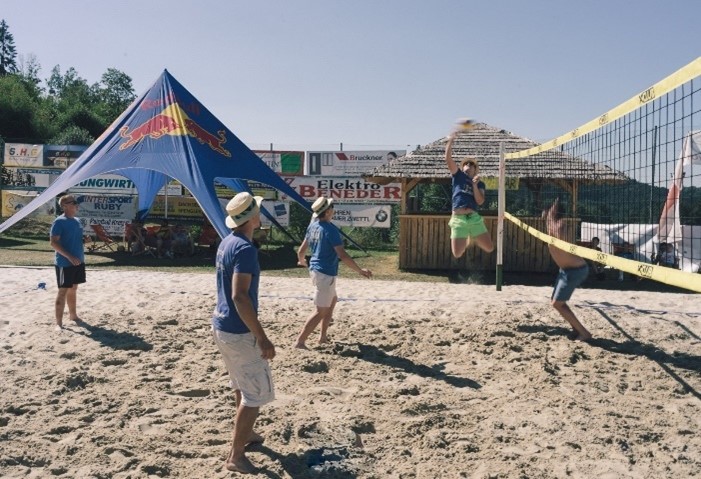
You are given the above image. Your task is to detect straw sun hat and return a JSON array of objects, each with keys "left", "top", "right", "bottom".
[
  {"left": 311, "top": 197, "right": 334, "bottom": 218},
  {"left": 225, "top": 192, "right": 263, "bottom": 228}
]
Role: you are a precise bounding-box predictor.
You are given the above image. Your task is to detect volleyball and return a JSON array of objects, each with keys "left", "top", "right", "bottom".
[{"left": 456, "top": 118, "right": 476, "bottom": 130}]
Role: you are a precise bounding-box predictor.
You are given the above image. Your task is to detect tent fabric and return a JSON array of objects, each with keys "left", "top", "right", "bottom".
[{"left": 0, "top": 70, "right": 312, "bottom": 238}]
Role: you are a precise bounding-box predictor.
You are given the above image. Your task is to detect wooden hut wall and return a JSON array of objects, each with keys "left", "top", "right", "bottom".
[{"left": 399, "top": 215, "right": 578, "bottom": 272}]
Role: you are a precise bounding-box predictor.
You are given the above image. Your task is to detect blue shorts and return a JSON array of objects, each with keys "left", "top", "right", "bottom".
[{"left": 552, "top": 264, "right": 589, "bottom": 302}]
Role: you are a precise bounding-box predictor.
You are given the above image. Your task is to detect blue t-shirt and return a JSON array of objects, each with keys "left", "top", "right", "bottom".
[
  {"left": 451, "top": 169, "right": 485, "bottom": 211},
  {"left": 306, "top": 220, "right": 343, "bottom": 276},
  {"left": 50, "top": 215, "right": 85, "bottom": 267},
  {"left": 212, "top": 232, "right": 260, "bottom": 334}
]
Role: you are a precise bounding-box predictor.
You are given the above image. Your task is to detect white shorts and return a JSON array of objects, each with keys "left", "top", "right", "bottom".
[
  {"left": 212, "top": 330, "right": 275, "bottom": 407},
  {"left": 311, "top": 270, "right": 337, "bottom": 308}
]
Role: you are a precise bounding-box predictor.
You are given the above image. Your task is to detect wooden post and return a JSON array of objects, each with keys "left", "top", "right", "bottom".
[{"left": 496, "top": 142, "right": 505, "bottom": 291}]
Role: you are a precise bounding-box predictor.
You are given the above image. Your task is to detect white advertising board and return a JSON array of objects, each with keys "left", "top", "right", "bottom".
[
  {"left": 77, "top": 195, "right": 138, "bottom": 236},
  {"left": 1, "top": 167, "right": 62, "bottom": 188},
  {"left": 261, "top": 201, "right": 290, "bottom": 227},
  {"left": 3, "top": 143, "right": 44, "bottom": 167},
  {"left": 331, "top": 203, "right": 392, "bottom": 228},
  {"left": 305, "top": 150, "right": 405, "bottom": 176}
]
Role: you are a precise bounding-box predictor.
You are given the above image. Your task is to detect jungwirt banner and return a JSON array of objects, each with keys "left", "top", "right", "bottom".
[{"left": 70, "top": 174, "right": 138, "bottom": 195}]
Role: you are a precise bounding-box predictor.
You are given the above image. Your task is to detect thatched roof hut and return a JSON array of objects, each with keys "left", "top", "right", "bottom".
[
  {"left": 362, "top": 122, "right": 627, "bottom": 273},
  {"left": 365, "top": 122, "right": 626, "bottom": 199}
]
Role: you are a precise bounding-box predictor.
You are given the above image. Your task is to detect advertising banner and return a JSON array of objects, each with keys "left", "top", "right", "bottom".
[
  {"left": 254, "top": 150, "right": 304, "bottom": 176},
  {"left": 280, "top": 176, "right": 401, "bottom": 204},
  {"left": 1, "top": 167, "right": 62, "bottom": 189},
  {"left": 75, "top": 195, "right": 137, "bottom": 221},
  {"left": 70, "top": 174, "right": 138, "bottom": 195},
  {"left": 149, "top": 195, "right": 204, "bottom": 221},
  {"left": 332, "top": 203, "right": 392, "bottom": 228},
  {"left": 80, "top": 217, "right": 132, "bottom": 237},
  {"left": 1, "top": 191, "right": 55, "bottom": 217},
  {"left": 157, "top": 183, "right": 184, "bottom": 196},
  {"left": 3, "top": 143, "right": 44, "bottom": 167},
  {"left": 261, "top": 201, "right": 290, "bottom": 227},
  {"left": 214, "top": 182, "right": 278, "bottom": 200},
  {"left": 44, "top": 145, "right": 87, "bottom": 168},
  {"left": 305, "top": 150, "right": 405, "bottom": 176}
]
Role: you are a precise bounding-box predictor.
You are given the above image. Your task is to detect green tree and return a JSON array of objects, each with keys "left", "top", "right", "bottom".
[
  {"left": 16, "top": 53, "right": 43, "bottom": 97},
  {"left": 0, "top": 20, "right": 18, "bottom": 76},
  {"left": 97, "top": 68, "right": 136, "bottom": 121},
  {"left": 0, "top": 74, "right": 39, "bottom": 141},
  {"left": 50, "top": 125, "right": 94, "bottom": 146}
]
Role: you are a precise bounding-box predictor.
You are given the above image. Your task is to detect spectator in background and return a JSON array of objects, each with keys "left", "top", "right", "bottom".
[
  {"left": 172, "top": 223, "right": 195, "bottom": 256},
  {"left": 156, "top": 219, "right": 174, "bottom": 258},
  {"left": 655, "top": 242, "right": 679, "bottom": 269}
]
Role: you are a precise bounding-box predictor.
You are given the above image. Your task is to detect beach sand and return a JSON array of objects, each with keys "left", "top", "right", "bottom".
[{"left": 1, "top": 266, "right": 700, "bottom": 478}]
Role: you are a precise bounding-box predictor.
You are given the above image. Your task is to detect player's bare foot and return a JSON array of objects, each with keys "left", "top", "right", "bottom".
[
  {"left": 226, "top": 455, "right": 256, "bottom": 474},
  {"left": 568, "top": 330, "right": 592, "bottom": 342},
  {"left": 295, "top": 343, "right": 309, "bottom": 350}
]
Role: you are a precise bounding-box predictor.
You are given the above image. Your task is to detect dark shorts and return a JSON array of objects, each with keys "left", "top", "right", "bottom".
[
  {"left": 55, "top": 263, "right": 86, "bottom": 289},
  {"left": 552, "top": 264, "right": 589, "bottom": 302}
]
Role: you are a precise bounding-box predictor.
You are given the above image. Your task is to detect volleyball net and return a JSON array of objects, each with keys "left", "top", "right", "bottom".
[{"left": 502, "top": 57, "right": 701, "bottom": 293}]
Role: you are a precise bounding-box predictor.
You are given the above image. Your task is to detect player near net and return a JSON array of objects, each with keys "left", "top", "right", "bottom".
[
  {"left": 543, "top": 198, "right": 592, "bottom": 342},
  {"left": 444, "top": 119, "right": 494, "bottom": 258}
]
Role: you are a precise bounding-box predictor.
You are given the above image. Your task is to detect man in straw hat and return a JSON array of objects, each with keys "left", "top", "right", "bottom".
[
  {"left": 295, "top": 196, "right": 372, "bottom": 349},
  {"left": 212, "top": 192, "right": 275, "bottom": 474},
  {"left": 445, "top": 126, "right": 494, "bottom": 259}
]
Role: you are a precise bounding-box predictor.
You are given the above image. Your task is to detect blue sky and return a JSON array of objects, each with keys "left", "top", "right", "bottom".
[{"left": 3, "top": 0, "right": 700, "bottom": 151}]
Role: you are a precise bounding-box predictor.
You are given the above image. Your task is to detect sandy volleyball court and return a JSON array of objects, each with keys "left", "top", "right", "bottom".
[{"left": 1, "top": 266, "right": 700, "bottom": 478}]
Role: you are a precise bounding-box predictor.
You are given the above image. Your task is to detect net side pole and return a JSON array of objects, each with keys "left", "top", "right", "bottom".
[{"left": 496, "top": 141, "right": 505, "bottom": 291}]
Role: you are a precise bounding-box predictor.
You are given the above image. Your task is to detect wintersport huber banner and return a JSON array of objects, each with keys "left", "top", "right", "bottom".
[{"left": 279, "top": 176, "right": 401, "bottom": 204}]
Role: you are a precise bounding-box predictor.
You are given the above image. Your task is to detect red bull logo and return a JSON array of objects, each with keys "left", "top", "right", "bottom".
[
  {"left": 119, "top": 104, "right": 231, "bottom": 157},
  {"left": 119, "top": 114, "right": 181, "bottom": 150},
  {"left": 183, "top": 118, "right": 231, "bottom": 157}
]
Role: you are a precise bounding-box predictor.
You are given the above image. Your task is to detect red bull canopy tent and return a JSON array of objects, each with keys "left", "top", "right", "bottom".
[{"left": 0, "top": 70, "right": 311, "bottom": 238}]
